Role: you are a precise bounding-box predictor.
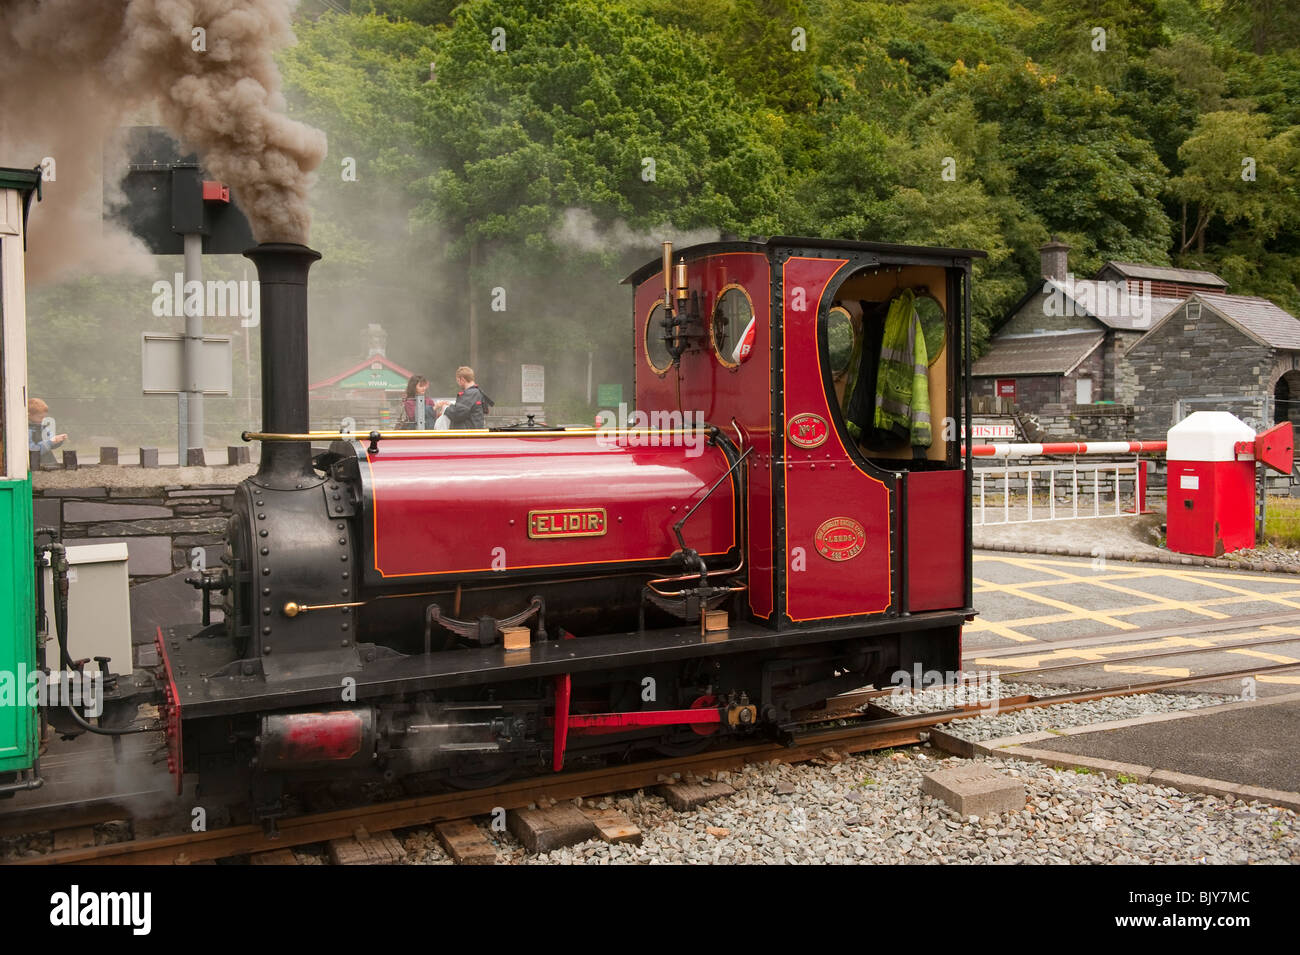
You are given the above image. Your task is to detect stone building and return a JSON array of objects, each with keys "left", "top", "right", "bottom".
[
  {"left": 972, "top": 240, "right": 1221, "bottom": 408},
  {"left": 1119, "top": 292, "right": 1300, "bottom": 438}
]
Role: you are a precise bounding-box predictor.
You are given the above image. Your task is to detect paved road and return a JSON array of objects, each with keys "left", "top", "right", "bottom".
[{"left": 965, "top": 551, "right": 1300, "bottom": 697}]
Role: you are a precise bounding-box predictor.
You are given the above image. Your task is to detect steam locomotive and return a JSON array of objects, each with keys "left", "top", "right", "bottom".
[{"left": 89, "top": 236, "right": 982, "bottom": 820}]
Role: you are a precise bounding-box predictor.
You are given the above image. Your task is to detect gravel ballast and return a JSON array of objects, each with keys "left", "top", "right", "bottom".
[
  {"left": 395, "top": 752, "right": 1298, "bottom": 865},
  {"left": 876, "top": 681, "right": 1237, "bottom": 742}
]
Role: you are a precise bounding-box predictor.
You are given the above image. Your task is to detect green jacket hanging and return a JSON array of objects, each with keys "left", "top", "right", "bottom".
[{"left": 874, "top": 289, "right": 932, "bottom": 448}]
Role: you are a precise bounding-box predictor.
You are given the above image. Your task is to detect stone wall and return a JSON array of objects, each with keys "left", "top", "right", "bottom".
[
  {"left": 1023, "top": 404, "right": 1136, "bottom": 442},
  {"left": 33, "top": 464, "right": 255, "bottom": 583},
  {"left": 1123, "top": 303, "right": 1274, "bottom": 438}
]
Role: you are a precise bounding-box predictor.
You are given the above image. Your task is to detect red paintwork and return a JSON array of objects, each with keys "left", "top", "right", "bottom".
[
  {"left": 1166, "top": 461, "right": 1256, "bottom": 556},
  {"left": 155, "top": 627, "right": 183, "bottom": 795},
  {"left": 1254, "top": 421, "right": 1294, "bottom": 474},
  {"left": 781, "top": 256, "right": 892, "bottom": 622},
  {"left": 273, "top": 711, "right": 365, "bottom": 763},
  {"left": 561, "top": 708, "right": 722, "bottom": 735},
  {"left": 906, "top": 470, "right": 965, "bottom": 611},
  {"left": 201, "top": 180, "right": 229, "bottom": 202},
  {"left": 552, "top": 673, "right": 571, "bottom": 771},
  {"left": 634, "top": 252, "right": 774, "bottom": 619},
  {"left": 363, "top": 435, "right": 735, "bottom": 579}
]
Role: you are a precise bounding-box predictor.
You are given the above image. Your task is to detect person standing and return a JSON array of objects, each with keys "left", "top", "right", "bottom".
[
  {"left": 27, "top": 398, "right": 67, "bottom": 466},
  {"left": 400, "top": 375, "right": 438, "bottom": 430},
  {"left": 437, "top": 366, "right": 493, "bottom": 430}
]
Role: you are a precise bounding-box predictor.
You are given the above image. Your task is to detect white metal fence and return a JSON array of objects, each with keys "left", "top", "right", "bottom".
[{"left": 974, "top": 459, "right": 1144, "bottom": 526}]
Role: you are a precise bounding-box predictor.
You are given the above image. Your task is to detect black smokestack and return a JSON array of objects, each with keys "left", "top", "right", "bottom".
[{"left": 244, "top": 242, "right": 320, "bottom": 484}]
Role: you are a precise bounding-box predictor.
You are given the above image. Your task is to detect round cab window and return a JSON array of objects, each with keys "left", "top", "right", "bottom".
[
  {"left": 645, "top": 303, "right": 673, "bottom": 375},
  {"left": 712, "top": 285, "right": 754, "bottom": 369},
  {"left": 914, "top": 294, "right": 946, "bottom": 365},
  {"left": 827, "top": 305, "right": 854, "bottom": 376}
]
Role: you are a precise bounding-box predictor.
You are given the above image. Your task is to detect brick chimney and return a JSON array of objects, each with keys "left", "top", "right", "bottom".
[
  {"left": 1040, "top": 236, "right": 1070, "bottom": 281},
  {"left": 361, "top": 322, "right": 387, "bottom": 358}
]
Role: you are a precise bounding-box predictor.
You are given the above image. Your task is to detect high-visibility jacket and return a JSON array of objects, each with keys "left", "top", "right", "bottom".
[{"left": 874, "top": 290, "right": 932, "bottom": 447}]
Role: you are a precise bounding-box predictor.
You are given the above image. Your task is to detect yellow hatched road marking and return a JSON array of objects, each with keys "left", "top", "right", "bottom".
[
  {"left": 1103, "top": 665, "right": 1191, "bottom": 677},
  {"left": 1225, "top": 648, "right": 1300, "bottom": 665},
  {"left": 975, "top": 553, "right": 1300, "bottom": 586},
  {"left": 962, "top": 618, "right": 1037, "bottom": 643},
  {"left": 970, "top": 628, "right": 1300, "bottom": 671},
  {"left": 978, "top": 556, "right": 1231, "bottom": 622}
]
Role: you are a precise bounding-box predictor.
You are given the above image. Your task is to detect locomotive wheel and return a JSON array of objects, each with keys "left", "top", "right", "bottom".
[
  {"left": 653, "top": 695, "right": 718, "bottom": 757},
  {"left": 443, "top": 758, "right": 516, "bottom": 791}
]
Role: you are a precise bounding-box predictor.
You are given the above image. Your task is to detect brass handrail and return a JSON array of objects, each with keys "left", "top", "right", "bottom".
[{"left": 242, "top": 427, "right": 713, "bottom": 442}]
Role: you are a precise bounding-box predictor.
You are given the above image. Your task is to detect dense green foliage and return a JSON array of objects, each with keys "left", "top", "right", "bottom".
[{"left": 26, "top": 0, "right": 1300, "bottom": 447}]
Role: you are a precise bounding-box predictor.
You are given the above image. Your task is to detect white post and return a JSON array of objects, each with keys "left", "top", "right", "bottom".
[
  {"left": 1072, "top": 459, "right": 1078, "bottom": 519},
  {"left": 1004, "top": 463, "right": 1010, "bottom": 524},
  {"left": 182, "top": 232, "right": 204, "bottom": 462},
  {"left": 979, "top": 470, "right": 986, "bottom": 526}
]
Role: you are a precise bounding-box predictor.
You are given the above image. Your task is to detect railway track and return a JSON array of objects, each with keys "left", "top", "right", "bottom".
[{"left": 7, "top": 656, "right": 1297, "bottom": 865}]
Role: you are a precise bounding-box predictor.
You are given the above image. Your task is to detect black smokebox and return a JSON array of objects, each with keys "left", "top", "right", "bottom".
[{"left": 244, "top": 242, "right": 321, "bottom": 484}]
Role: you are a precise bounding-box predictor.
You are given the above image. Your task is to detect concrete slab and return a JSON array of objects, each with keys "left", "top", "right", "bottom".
[{"left": 920, "top": 766, "right": 1025, "bottom": 817}]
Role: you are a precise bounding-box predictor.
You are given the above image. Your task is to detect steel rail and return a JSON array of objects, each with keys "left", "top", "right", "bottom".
[{"left": 13, "top": 660, "right": 1297, "bottom": 866}]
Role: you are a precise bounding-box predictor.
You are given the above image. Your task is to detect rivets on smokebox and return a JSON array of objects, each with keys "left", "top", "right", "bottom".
[
  {"left": 255, "top": 500, "right": 264, "bottom": 507},
  {"left": 340, "top": 553, "right": 348, "bottom": 562},
  {"left": 260, "top": 547, "right": 269, "bottom": 556},
  {"left": 262, "top": 568, "right": 271, "bottom": 576},
  {"left": 341, "top": 589, "right": 350, "bottom": 597},
  {"left": 262, "top": 587, "right": 271, "bottom": 596},
  {"left": 336, "top": 523, "right": 345, "bottom": 530},
  {"left": 338, "top": 538, "right": 347, "bottom": 545},
  {"left": 341, "top": 571, "right": 349, "bottom": 579},
  {"left": 259, "top": 530, "right": 268, "bottom": 538},
  {"left": 258, "top": 513, "right": 266, "bottom": 520},
  {"left": 262, "top": 626, "right": 271, "bottom": 636},
  {"left": 263, "top": 607, "right": 271, "bottom": 616},
  {"left": 341, "top": 623, "right": 350, "bottom": 631}
]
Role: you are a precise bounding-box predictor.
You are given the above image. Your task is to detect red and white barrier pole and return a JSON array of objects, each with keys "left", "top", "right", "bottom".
[{"left": 963, "top": 440, "right": 1167, "bottom": 458}]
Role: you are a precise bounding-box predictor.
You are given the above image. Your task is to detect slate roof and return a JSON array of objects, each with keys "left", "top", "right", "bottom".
[
  {"left": 1197, "top": 293, "right": 1300, "bottom": 350},
  {"left": 972, "top": 331, "right": 1105, "bottom": 377},
  {"left": 1099, "top": 262, "right": 1228, "bottom": 288},
  {"left": 1041, "top": 279, "right": 1184, "bottom": 331}
]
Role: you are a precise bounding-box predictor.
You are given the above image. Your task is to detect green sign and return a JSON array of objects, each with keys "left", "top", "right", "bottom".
[
  {"left": 597, "top": 383, "right": 623, "bottom": 407},
  {"left": 336, "top": 367, "right": 409, "bottom": 391}
]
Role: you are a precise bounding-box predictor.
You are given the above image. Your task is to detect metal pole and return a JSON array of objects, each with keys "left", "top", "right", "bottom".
[
  {"left": 468, "top": 240, "right": 479, "bottom": 372},
  {"left": 183, "top": 233, "right": 204, "bottom": 462}
]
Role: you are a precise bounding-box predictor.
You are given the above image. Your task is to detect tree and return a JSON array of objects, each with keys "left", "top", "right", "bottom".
[{"left": 1167, "top": 111, "right": 1298, "bottom": 253}]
